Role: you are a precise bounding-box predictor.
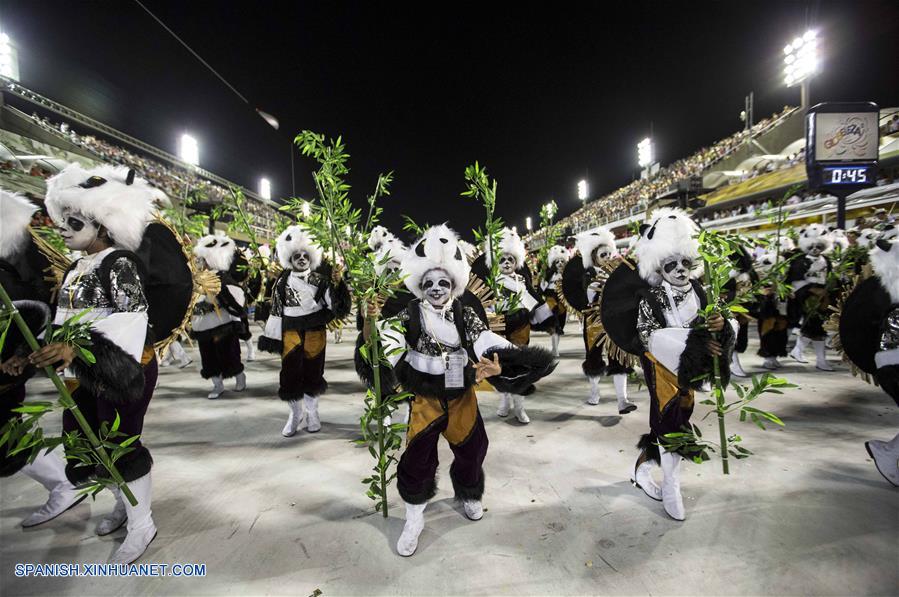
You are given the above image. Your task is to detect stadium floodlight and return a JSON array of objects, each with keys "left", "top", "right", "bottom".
[
  {"left": 259, "top": 178, "right": 271, "bottom": 200},
  {"left": 0, "top": 32, "right": 20, "bottom": 82},
  {"left": 783, "top": 30, "right": 818, "bottom": 107},
  {"left": 577, "top": 179, "right": 588, "bottom": 202},
  {"left": 525, "top": 216, "right": 532, "bottom": 231},
  {"left": 637, "top": 137, "right": 654, "bottom": 168},
  {"left": 179, "top": 134, "right": 199, "bottom": 166}
]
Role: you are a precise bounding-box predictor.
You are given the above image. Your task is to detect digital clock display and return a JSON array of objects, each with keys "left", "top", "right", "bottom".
[{"left": 823, "top": 165, "right": 873, "bottom": 185}]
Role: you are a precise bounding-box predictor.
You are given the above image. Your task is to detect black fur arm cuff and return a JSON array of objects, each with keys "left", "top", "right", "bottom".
[
  {"left": 485, "top": 345, "right": 557, "bottom": 395},
  {"left": 677, "top": 320, "right": 735, "bottom": 390},
  {"left": 353, "top": 333, "right": 399, "bottom": 391},
  {"left": 69, "top": 330, "right": 145, "bottom": 403},
  {"left": 331, "top": 279, "right": 352, "bottom": 320}
]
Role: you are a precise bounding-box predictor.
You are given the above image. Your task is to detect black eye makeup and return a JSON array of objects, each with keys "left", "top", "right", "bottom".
[
  {"left": 66, "top": 217, "right": 85, "bottom": 232},
  {"left": 663, "top": 261, "right": 679, "bottom": 273}
]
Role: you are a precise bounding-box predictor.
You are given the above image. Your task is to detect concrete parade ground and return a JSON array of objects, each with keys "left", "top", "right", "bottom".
[{"left": 1, "top": 326, "right": 897, "bottom": 596}]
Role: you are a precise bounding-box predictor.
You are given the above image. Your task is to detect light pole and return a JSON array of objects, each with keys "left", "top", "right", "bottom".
[
  {"left": 784, "top": 30, "right": 818, "bottom": 109},
  {"left": 577, "top": 179, "right": 588, "bottom": 207},
  {"left": 638, "top": 137, "right": 656, "bottom": 181}
]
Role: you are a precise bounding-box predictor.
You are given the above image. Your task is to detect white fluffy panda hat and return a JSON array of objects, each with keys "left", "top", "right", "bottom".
[
  {"left": 275, "top": 225, "right": 323, "bottom": 271},
  {"left": 194, "top": 232, "right": 237, "bottom": 272},
  {"left": 797, "top": 223, "right": 833, "bottom": 254},
  {"left": 45, "top": 163, "right": 156, "bottom": 252},
  {"left": 485, "top": 227, "right": 526, "bottom": 269},
  {"left": 0, "top": 190, "right": 38, "bottom": 260},
  {"left": 633, "top": 207, "right": 700, "bottom": 286},
  {"left": 871, "top": 238, "right": 899, "bottom": 302},
  {"left": 402, "top": 224, "right": 470, "bottom": 299},
  {"left": 373, "top": 236, "right": 408, "bottom": 275},
  {"left": 546, "top": 245, "right": 570, "bottom": 267},
  {"left": 828, "top": 227, "right": 849, "bottom": 252},
  {"left": 576, "top": 227, "right": 617, "bottom": 269},
  {"left": 368, "top": 225, "right": 395, "bottom": 251}
]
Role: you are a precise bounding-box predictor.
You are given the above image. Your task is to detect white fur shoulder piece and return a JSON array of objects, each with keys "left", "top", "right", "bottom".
[{"left": 0, "top": 190, "right": 38, "bottom": 260}]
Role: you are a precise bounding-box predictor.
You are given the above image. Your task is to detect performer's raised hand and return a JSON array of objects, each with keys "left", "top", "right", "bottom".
[
  {"left": 707, "top": 312, "right": 725, "bottom": 332},
  {"left": 473, "top": 353, "right": 502, "bottom": 382},
  {"left": 0, "top": 355, "right": 29, "bottom": 376}
]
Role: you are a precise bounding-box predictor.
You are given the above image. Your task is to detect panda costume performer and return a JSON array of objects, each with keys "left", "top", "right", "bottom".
[
  {"left": 560, "top": 228, "right": 635, "bottom": 413},
  {"left": 0, "top": 191, "right": 84, "bottom": 529},
  {"left": 837, "top": 238, "right": 899, "bottom": 487},
  {"left": 191, "top": 233, "right": 249, "bottom": 398},
  {"left": 539, "top": 245, "right": 569, "bottom": 357},
  {"left": 601, "top": 208, "right": 736, "bottom": 520},
  {"left": 787, "top": 224, "right": 835, "bottom": 371},
  {"left": 363, "top": 224, "right": 555, "bottom": 556},
  {"left": 754, "top": 251, "right": 791, "bottom": 370},
  {"left": 474, "top": 227, "right": 554, "bottom": 424},
  {"left": 259, "top": 226, "right": 350, "bottom": 436},
  {"left": 34, "top": 164, "right": 189, "bottom": 563}
]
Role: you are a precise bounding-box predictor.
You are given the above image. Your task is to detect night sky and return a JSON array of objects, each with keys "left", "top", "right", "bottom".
[{"left": 3, "top": 1, "right": 898, "bottom": 240}]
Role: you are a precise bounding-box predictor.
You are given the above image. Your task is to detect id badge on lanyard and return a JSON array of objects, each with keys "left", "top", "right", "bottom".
[{"left": 444, "top": 352, "right": 466, "bottom": 389}]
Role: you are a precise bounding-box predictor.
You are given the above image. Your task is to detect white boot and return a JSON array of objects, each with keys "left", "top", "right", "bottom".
[
  {"left": 462, "top": 499, "right": 483, "bottom": 521},
  {"left": 20, "top": 450, "right": 84, "bottom": 527},
  {"left": 731, "top": 352, "right": 748, "bottom": 377},
  {"left": 762, "top": 356, "right": 782, "bottom": 370},
  {"left": 282, "top": 400, "right": 304, "bottom": 437},
  {"left": 244, "top": 339, "right": 256, "bottom": 362},
  {"left": 586, "top": 377, "right": 601, "bottom": 405},
  {"left": 550, "top": 333, "right": 560, "bottom": 357},
  {"left": 633, "top": 460, "right": 662, "bottom": 501},
  {"left": 109, "top": 474, "right": 157, "bottom": 564},
  {"left": 614, "top": 374, "right": 636, "bottom": 414},
  {"left": 496, "top": 393, "right": 511, "bottom": 417},
  {"left": 397, "top": 501, "right": 427, "bottom": 556},
  {"left": 865, "top": 432, "right": 899, "bottom": 487},
  {"left": 207, "top": 376, "right": 225, "bottom": 399},
  {"left": 660, "top": 450, "right": 685, "bottom": 521},
  {"left": 304, "top": 394, "right": 321, "bottom": 433},
  {"left": 512, "top": 395, "right": 530, "bottom": 424},
  {"left": 813, "top": 340, "right": 835, "bottom": 371},
  {"left": 96, "top": 487, "right": 127, "bottom": 535},
  {"left": 234, "top": 371, "right": 247, "bottom": 391},
  {"left": 790, "top": 335, "right": 809, "bottom": 363},
  {"left": 169, "top": 341, "right": 192, "bottom": 368}
]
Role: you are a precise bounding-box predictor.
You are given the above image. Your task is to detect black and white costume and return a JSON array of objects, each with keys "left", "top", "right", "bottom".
[
  {"left": 539, "top": 245, "right": 569, "bottom": 357},
  {"left": 838, "top": 239, "right": 899, "bottom": 487},
  {"left": 259, "top": 226, "right": 350, "bottom": 436},
  {"left": 191, "top": 233, "right": 248, "bottom": 398},
  {"left": 476, "top": 227, "right": 554, "bottom": 424},
  {"left": 359, "top": 224, "right": 554, "bottom": 556},
  {"left": 44, "top": 163, "right": 176, "bottom": 564},
  {"left": 787, "top": 224, "right": 835, "bottom": 370},
  {"left": 754, "top": 251, "right": 791, "bottom": 370},
  {"left": 568, "top": 228, "right": 635, "bottom": 413},
  {"left": 0, "top": 191, "right": 83, "bottom": 528},
  {"left": 602, "top": 208, "right": 736, "bottom": 521}
]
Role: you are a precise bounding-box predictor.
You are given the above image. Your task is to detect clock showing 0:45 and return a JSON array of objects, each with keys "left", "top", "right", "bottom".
[{"left": 823, "top": 165, "right": 875, "bottom": 185}]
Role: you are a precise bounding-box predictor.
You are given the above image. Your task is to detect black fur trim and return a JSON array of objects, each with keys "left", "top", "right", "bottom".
[
  {"left": 353, "top": 333, "right": 398, "bottom": 391},
  {"left": 257, "top": 335, "right": 283, "bottom": 355},
  {"left": 582, "top": 347, "right": 606, "bottom": 377},
  {"left": 279, "top": 379, "right": 327, "bottom": 402},
  {"left": 451, "top": 468, "right": 485, "bottom": 500},
  {"left": 65, "top": 460, "right": 95, "bottom": 486},
  {"left": 637, "top": 433, "right": 661, "bottom": 465},
  {"left": 331, "top": 279, "right": 352, "bottom": 320},
  {"left": 0, "top": 449, "right": 30, "bottom": 477},
  {"left": 395, "top": 360, "right": 474, "bottom": 400},
  {"left": 96, "top": 445, "right": 153, "bottom": 482},
  {"left": 875, "top": 365, "right": 899, "bottom": 406},
  {"left": 485, "top": 346, "right": 557, "bottom": 395},
  {"left": 190, "top": 322, "right": 244, "bottom": 343},
  {"left": 399, "top": 476, "right": 438, "bottom": 505},
  {"left": 677, "top": 321, "right": 735, "bottom": 391},
  {"left": 69, "top": 331, "right": 145, "bottom": 404}
]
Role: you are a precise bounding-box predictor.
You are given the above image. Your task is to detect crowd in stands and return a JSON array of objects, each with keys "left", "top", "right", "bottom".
[
  {"left": 20, "top": 109, "right": 280, "bottom": 237},
  {"left": 526, "top": 106, "right": 798, "bottom": 246}
]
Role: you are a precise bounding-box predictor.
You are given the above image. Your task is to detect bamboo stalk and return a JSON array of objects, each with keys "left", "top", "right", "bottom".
[
  {"left": 702, "top": 264, "right": 730, "bottom": 475},
  {"left": 367, "top": 315, "right": 389, "bottom": 517},
  {"left": 0, "top": 283, "right": 138, "bottom": 505}
]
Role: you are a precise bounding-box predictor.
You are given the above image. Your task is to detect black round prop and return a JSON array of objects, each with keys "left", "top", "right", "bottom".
[
  {"left": 839, "top": 276, "right": 892, "bottom": 375},
  {"left": 135, "top": 222, "right": 194, "bottom": 344},
  {"left": 560, "top": 256, "right": 588, "bottom": 313},
  {"left": 599, "top": 261, "right": 650, "bottom": 356}
]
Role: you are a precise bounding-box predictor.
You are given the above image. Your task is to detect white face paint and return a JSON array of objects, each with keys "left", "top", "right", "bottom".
[
  {"left": 592, "top": 245, "right": 613, "bottom": 267},
  {"left": 553, "top": 259, "right": 565, "bottom": 273},
  {"left": 807, "top": 242, "right": 827, "bottom": 257},
  {"left": 660, "top": 254, "right": 694, "bottom": 287},
  {"left": 499, "top": 253, "right": 517, "bottom": 275},
  {"left": 421, "top": 269, "right": 453, "bottom": 307},
  {"left": 58, "top": 211, "right": 99, "bottom": 251},
  {"left": 290, "top": 250, "right": 311, "bottom": 272}
]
